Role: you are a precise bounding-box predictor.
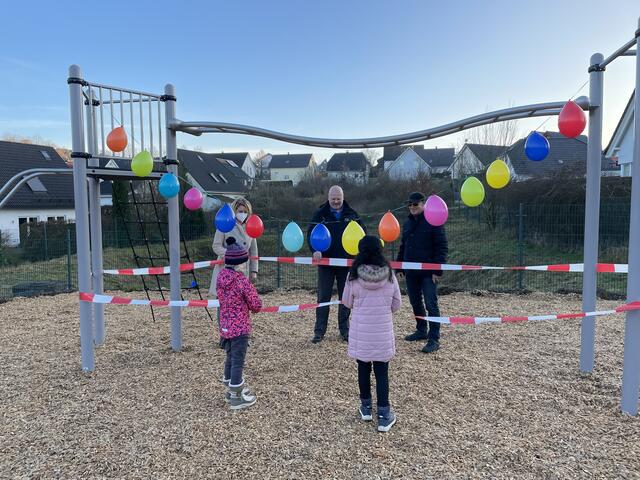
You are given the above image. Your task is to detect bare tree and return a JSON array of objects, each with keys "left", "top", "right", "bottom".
[
  {"left": 458, "top": 103, "right": 520, "bottom": 149},
  {"left": 362, "top": 148, "right": 381, "bottom": 166}
]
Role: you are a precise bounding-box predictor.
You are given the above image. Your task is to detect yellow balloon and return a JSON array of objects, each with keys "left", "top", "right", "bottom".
[
  {"left": 341, "top": 221, "right": 365, "bottom": 256},
  {"left": 131, "top": 150, "right": 153, "bottom": 177},
  {"left": 460, "top": 176, "right": 485, "bottom": 207},
  {"left": 380, "top": 238, "right": 385, "bottom": 248},
  {"left": 486, "top": 159, "right": 510, "bottom": 189}
]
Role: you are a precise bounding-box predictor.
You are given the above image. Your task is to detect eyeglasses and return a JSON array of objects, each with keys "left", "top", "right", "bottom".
[{"left": 408, "top": 202, "right": 421, "bottom": 207}]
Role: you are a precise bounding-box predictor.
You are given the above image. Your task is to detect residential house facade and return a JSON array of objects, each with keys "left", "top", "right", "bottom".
[
  {"left": 326, "top": 152, "right": 369, "bottom": 184},
  {"left": 381, "top": 145, "right": 454, "bottom": 180},
  {"left": 268, "top": 153, "right": 316, "bottom": 185},
  {"left": 604, "top": 92, "right": 634, "bottom": 177}
]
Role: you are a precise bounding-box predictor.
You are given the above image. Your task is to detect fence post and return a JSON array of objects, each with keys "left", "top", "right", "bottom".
[
  {"left": 66, "top": 226, "right": 72, "bottom": 291},
  {"left": 276, "top": 220, "right": 282, "bottom": 289},
  {"left": 517, "top": 203, "right": 524, "bottom": 290},
  {"left": 42, "top": 222, "right": 49, "bottom": 260}
]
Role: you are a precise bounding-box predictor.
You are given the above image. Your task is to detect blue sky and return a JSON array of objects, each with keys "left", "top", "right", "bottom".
[{"left": 0, "top": 0, "right": 637, "bottom": 162}]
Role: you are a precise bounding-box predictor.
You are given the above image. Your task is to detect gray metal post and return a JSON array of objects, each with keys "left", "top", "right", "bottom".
[
  {"left": 164, "top": 84, "right": 182, "bottom": 351},
  {"left": 580, "top": 53, "right": 604, "bottom": 373},
  {"left": 66, "top": 226, "right": 72, "bottom": 291},
  {"left": 68, "top": 65, "right": 94, "bottom": 371},
  {"left": 621, "top": 20, "right": 640, "bottom": 416},
  {"left": 86, "top": 89, "right": 105, "bottom": 346},
  {"left": 517, "top": 203, "right": 524, "bottom": 291}
]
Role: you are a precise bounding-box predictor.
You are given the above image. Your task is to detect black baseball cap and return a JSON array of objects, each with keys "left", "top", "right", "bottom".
[{"left": 406, "top": 192, "right": 426, "bottom": 204}]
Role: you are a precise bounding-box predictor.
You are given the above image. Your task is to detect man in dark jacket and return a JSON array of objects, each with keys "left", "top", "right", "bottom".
[
  {"left": 307, "top": 185, "right": 365, "bottom": 343},
  {"left": 396, "top": 191, "right": 448, "bottom": 353}
]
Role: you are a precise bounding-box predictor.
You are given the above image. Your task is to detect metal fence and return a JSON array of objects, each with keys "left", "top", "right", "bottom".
[{"left": 0, "top": 202, "right": 630, "bottom": 302}]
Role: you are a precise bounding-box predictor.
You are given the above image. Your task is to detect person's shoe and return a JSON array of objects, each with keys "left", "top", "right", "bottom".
[
  {"left": 404, "top": 330, "right": 428, "bottom": 342},
  {"left": 377, "top": 406, "right": 397, "bottom": 432},
  {"left": 311, "top": 334, "right": 323, "bottom": 344},
  {"left": 359, "top": 398, "right": 373, "bottom": 421},
  {"left": 228, "top": 383, "right": 257, "bottom": 410},
  {"left": 421, "top": 339, "right": 440, "bottom": 354}
]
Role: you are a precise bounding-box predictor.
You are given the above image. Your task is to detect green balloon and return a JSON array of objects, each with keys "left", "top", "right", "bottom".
[
  {"left": 131, "top": 150, "right": 154, "bottom": 177},
  {"left": 460, "top": 176, "right": 485, "bottom": 207}
]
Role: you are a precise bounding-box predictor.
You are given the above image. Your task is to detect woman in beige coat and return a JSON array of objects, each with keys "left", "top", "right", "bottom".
[{"left": 209, "top": 197, "right": 259, "bottom": 297}]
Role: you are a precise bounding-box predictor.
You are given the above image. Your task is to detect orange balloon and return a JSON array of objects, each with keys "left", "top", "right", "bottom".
[
  {"left": 106, "top": 126, "right": 128, "bottom": 152},
  {"left": 378, "top": 211, "right": 400, "bottom": 242}
]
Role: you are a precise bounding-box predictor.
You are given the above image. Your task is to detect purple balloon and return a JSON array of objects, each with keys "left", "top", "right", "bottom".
[
  {"left": 183, "top": 187, "right": 204, "bottom": 211},
  {"left": 424, "top": 195, "right": 449, "bottom": 226}
]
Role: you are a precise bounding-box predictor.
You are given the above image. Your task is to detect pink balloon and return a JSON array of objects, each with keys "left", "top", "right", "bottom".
[
  {"left": 423, "top": 195, "right": 448, "bottom": 226},
  {"left": 183, "top": 187, "right": 204, "bottom": 211}
]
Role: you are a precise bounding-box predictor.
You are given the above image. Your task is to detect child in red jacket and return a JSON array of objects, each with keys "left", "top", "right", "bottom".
[{"left": 217, "top": 237, "right": 262, "bottom": 410}]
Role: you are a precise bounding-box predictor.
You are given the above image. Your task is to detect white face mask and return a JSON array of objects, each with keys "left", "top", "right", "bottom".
[{"left": 236, "top": 212, "right": 248, "bottom": 222}]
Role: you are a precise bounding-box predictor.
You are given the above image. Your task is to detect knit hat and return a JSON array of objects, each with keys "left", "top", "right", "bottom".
[{"left": 224, "top": 237, "right": 249, "bottom": 265}]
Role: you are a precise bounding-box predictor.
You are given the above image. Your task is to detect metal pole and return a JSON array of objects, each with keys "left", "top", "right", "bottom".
[
  {"left": 164, "top": 84, "right": 182, "bottom": 352},
  {"left": 580, "top": 53, "right": 604, "bottom": 373},
  {"left": 86, "top": 89, "right": 105, "bottom": 346},
  {"left": 43, "top": 221, "right": 48, "bottom": 261},
  {"left": 621, "top": 20, "right": 640, "bottom": 416},
  {"left": 68, "top": 65, "right": 94, "bottom": 372},
  {"left": 517, "top": 203, "right": 524, "bottom": 291},
  {"left": 66, "top": 226, "right": 72, "bottom": 291}
]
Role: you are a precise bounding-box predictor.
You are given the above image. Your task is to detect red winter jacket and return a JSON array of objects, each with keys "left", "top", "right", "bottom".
[{"left": 216, "top": 268, "right": 262, "bottom": 339}]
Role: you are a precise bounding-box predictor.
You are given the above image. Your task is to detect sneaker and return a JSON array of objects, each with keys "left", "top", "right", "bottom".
[
  {"left": 228, "top": 383, "right": 257, "bottom": 410},
  {"left": 311, "top": 334, "right": 323, "bottom": 344},
  {"left": 421, "top": 339, "right": 440, "bottom": 354},
  {"left": 377, "top": 406, "right": 397, "bottom": 432},
  {"left": 359, "top": 399, "right": 373, "bottom": 421},
  {"left": 404, "top": 331, "right": 428, "bottom": 342}
]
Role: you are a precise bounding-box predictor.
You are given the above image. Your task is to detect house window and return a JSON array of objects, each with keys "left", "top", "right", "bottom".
[
  {"left": 40, "top": 150, "right": 52, "bottom": 160},
  {"left": 219, "top": 174, "right": 229, "bottom": 183},
  {"left": 197, "top": 154, "right": 205, "bottom": 162},
  {"left": 26, "top": 177, "right": 47, "bottom": 192},
  {"left": 209, "top": 173, "right": 220, "bottom": 182},
  {"left": 226, "top": 160, "right": 238, "bottom": 168},
  {"left": 284, "top": 175, "right": 290, "bottom": 180}
]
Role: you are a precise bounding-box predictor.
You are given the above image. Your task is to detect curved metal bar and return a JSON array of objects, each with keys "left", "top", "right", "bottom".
[
  {"left": 169, "top": 97, "right": 589, "bottom": 149},
  {"left": 0, "top": 168, "right": 72, "bottom": 201},
  {"left": 0, "top": 169, "right": 73, "bottom": 208}
]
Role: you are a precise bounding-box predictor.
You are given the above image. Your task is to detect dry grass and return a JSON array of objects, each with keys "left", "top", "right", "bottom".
[{"left": 0, "top": 290, "right": 638, "bottom": 479}]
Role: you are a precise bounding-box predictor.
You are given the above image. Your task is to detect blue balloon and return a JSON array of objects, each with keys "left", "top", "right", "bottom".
[
  {"left": 158, "top": 173, "right": 180, "bottom": 198},
  {"left": 190, "top": 280, "right": 197, "bottom": 288},
  {"left": 524, "top": 132, "right": 550, "bottom": 161},
  {"left": 310, "top": 223, "right": 332, "bottom": 252},
  {"left": 215, "top": 204, "right": 236, "bottom": 233},
  {"left": 282, "top": 222, "right": 304, "bottom": 253}
]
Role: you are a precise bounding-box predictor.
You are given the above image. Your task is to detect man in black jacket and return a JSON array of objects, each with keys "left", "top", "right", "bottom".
[
  {"left": 396, "top": 192, "right": 449, "bottom": 353},
  {"left": 307, "top": 185, "right": 364, "bottom": 343}
]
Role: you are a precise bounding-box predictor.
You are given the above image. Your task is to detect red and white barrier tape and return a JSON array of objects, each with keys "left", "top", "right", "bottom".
[
  {"left": 78, "top": 292, "right": 340, "bottom": 312},
  {"left": 103, "top": 256, "right": 628, "bottom": 276},
  {"left": 415, "top": 302, "right": 640, "bottom": 325}
]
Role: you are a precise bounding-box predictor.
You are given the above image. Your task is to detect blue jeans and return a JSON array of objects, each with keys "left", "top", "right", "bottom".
[
  {"left": 222, "top": 335, "right": 249, "bottom": 386},
  {"left": 405, "top": 273, "right": 441, "bottom": 341}
]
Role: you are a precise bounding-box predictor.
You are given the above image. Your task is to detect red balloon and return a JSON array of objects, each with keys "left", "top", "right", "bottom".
[
  {"left": 558, "top": 101, "right": 586, "bottom": 138},
  {"left": 106, "top": 126, "right": 128, "bottom": 152},
  {"left": 245, "top": 214, "right": 264, "bottom": 239}
]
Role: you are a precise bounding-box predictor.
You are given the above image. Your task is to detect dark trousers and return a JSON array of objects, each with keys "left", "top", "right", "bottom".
[
  {"left": 222, "top": 335, "right": 249, "bottom": 386},
  {"left": 314, "top": 266, "right": 350, "bottom": 336},
  {"left": 405, "top": 272, "right": 441, "bottom": 341},
  {"left": 357, "top": 360, "right": 389, "bottom": 408}
]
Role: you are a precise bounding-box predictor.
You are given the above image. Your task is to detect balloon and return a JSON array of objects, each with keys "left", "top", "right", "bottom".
[
  {"left": 106, "top": 126, "right": 127, "bottom": 152},
  {"left": 131, "top": 150, "right": 154, "bottom": 177},
  {"left": 190, "top": 280, "right": 197, "bottom": 288},
  {"left": 183, "top": 187, "right": 203, "bottom": 211},
  {"left": 558, "top": 100, "right": 586, "bottom": 138},
  {"left": 342, "top": 221, "right": 365, "bottom": 256},
  {"left": 282, "top": 222, "right": 304, "bottom": 252},
  {"left": 310, "top": 223, "right": 332, "bottom": 252},
  {"left": 524, "top": 132, "right": 550, "bottom": 161},
  {"left": 158, "top": 173, "right": 180, "bottom": 198},
  {"left": 215, "top": 204, "right": 236, "bottom": 233},
  {"left": 378, "top": 211, "right": 400, "bottom": 242},
  {"left": 380, "top": 238, "right": 385, "bottom": 248},
  {"left": 460, "top": 177, "right": 485, "bottom": 207},
  {"left": 424, "top": 195, "right": 449, "bottom": 226},
  {"left": 245, "top": 214, "right": 264, "bottom": 239},
  {"left": 485, "top": 159, "right": 511, "bottom": 189}
]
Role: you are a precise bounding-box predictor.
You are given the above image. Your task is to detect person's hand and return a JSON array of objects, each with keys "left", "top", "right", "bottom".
[
  {"left": 432, "top": 274, "right": 439, "bottom": 284},
  {"left": 250, "top": 272, "right": 258, "bottom": 284},
  {"left": 312, "top": 251, "right": 322, "bottom": 261},
  {"left": 396, "top": 271, "right": 404, "bottom": 279}
]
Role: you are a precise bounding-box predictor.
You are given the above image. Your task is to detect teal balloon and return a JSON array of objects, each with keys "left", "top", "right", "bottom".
[
  {"left": 524, "top": 132, "right": 550, "bottom": 161},
  {"left": 282, "top": 222, "right": 304, "bottom": 253},
  {"left": 158, "top": 173, "right": 180, "bottom": 198},
  {"left": 215, "top": 204, "right": 236, "bottom": 233},
  {"left": 310, "top": 223, "right": 332, "bottom": 252}
]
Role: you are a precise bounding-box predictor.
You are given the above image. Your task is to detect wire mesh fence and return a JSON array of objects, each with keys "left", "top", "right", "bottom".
[{"left": 0, "top": 202, "right": 630, "bottom": 302}]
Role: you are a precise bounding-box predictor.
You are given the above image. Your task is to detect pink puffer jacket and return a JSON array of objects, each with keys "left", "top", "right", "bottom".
[
  {"left": 342, "top": 265, "right": 401, "bottom": 362},
  {"left": 216, "top": 268, "right": 262, "bottom": 339}
]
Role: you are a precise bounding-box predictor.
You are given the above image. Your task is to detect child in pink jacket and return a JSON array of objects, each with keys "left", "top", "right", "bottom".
[
  {"left": 342, "top": 235, "right": 402, "bottom": 432},
  {"left": 217, "top": 237, "right": 262, "bottom": 410}
]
